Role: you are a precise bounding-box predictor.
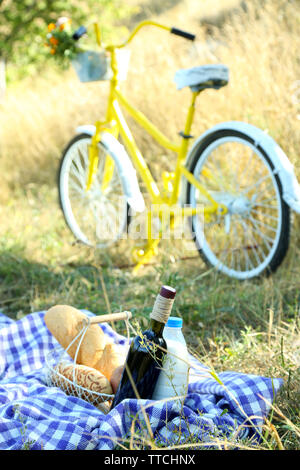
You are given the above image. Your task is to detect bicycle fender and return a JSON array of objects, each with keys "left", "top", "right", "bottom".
[
  {"left": 183, "top": 121, "right": 300, "bottom": 214},
  {"left": 76, "top": 125, "right": 145, "bottom": 213}
]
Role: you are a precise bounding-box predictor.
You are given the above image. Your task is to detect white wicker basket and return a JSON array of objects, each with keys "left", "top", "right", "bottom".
[
  {"left": 45, "top": 349, "right": 114, "bottom": 413},
  {"left": 72, "top": 50, "right": 112, "bottom": 82},
  {"left": 45, "top": 311, "right": 132, "bottom": 413},
  {"left": 72, "top": 49, "right": 130, "bottom": 82}
]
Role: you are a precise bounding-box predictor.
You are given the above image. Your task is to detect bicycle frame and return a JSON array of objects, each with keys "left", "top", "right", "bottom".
[{"left": 86, "top": 20, "right": 227, "bottom": 269}]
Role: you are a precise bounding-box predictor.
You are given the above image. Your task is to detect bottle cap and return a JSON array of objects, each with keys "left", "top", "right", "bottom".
[
  {"left": 150, "top": 285, "right": 176, "bottom": 324},
  {"left": 160, "top": 285, "right": 176, "bottom": 299},
  {"left": 166, "top": 316, "right": 183, "bottom": 328}
]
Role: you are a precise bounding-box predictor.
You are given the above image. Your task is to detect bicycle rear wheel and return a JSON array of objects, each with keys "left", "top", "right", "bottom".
[
  {"left": 186, "top": 129, "right": 290, "bottom": 279},
  {"left": 58, "top": 134, "right": 129, "bottom": 247}
]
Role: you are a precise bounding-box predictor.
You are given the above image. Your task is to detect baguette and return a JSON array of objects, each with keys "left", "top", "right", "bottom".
[
  {"left": 54, "top": 361, "right": 113, "bottom": 397},
  {"left": 110, "top": 364, "right": 125, "bottom": 394},
  {"left": 44, "top": 305, "right": 107, "bottom": 368},
  {"left": 95, "top": 342, "right": 126, "bottom": 380}
]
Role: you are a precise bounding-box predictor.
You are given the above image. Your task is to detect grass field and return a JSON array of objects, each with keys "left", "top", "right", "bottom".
[{"left": 0, "top": 0, "right": 299, "bottom": 449}]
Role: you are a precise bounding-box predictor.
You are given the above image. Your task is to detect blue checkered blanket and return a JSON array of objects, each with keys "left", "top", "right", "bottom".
[{"left": 0, "top": 310, "right": 283, "bottom": 450}]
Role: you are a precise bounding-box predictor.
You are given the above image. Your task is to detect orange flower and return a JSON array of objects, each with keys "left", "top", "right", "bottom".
[
  {"left": 49, "top": 36, "right": 59, "bottom": 45},
  {"left": 48, "top": 23, "right": 56, "bottom": 32},
  {"left": 50, "top": 48, "right": 56, "bottom": 55}
]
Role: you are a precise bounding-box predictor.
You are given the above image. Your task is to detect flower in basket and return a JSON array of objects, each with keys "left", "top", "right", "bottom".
[{"left": 45, "top": 17, "right": 85, "bottom": 65}]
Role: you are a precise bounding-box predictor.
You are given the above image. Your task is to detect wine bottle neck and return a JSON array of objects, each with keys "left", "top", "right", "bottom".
[
  {"left": 150, "top": 292, "right": 175, "bottom": 324},
  {"left": 149, "top": 318, "right": 165, "bottom": 335}
]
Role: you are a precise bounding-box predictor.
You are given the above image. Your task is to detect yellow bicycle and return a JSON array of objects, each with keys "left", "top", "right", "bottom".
[{"left": 58, "top": 20, "right": 300, "bottom": 279}]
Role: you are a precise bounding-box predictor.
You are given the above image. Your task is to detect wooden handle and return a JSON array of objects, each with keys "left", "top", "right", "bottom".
[{"left": 88, "top": 311, "right": 132, "bottom": 324}]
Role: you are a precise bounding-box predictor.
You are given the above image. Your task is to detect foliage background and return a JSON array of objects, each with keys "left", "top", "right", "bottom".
[{"left": 0, "top": 0, "right": 135, "bottom": 81}]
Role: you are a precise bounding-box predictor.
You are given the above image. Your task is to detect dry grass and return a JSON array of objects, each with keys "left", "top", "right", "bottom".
[
  {"left": 0, "top": 0, "right": 299, "bottom": 450},
  {"left": 0, "top": 0, "right": 299, "bottom": 264},
  {"left": 1, "top": 0, "right": 299, "bottom": 196}
]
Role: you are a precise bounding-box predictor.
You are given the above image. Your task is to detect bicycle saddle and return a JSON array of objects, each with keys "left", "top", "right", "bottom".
[{"left": 174, "top": 64, "right": 229, "bottom": 92}]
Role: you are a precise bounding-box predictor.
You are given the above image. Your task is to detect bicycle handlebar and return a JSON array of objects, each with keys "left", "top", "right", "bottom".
[
  {"left": 114, "top": 20, "right": 196, "bottom": 48},
  {"left": 73, "top": 20, "right": 196, "bottom": 49},
  {"left": 170, "top": 27, "right": 196, "bottom": 41},
  {"left": 72, "top": 25, "right": 87, "bottom": 41}
]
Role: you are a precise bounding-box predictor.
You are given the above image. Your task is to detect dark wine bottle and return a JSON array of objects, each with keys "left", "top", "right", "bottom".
[{"left": 111, "top": 285, "right": 176, "bottom": 408}]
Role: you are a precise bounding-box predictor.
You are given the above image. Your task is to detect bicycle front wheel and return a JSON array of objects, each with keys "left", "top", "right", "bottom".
[
  {"left": 58, "top": 134, "right": 129, "bottom": 248},
  {"left": 186, "top": 129, "right": 290, "bottom": 279}
]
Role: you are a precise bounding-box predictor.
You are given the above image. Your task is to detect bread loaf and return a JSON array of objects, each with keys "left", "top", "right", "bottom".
[
  {"left": 95, "top": 342, "right": 126, "bottom": 380},
  {"left": 55, "top": 361, "right": 113, "bottom": 397},
  {"left": 110, "top": 364, "right": 124, "bottom": 394},
  {"left": 44, "top": 305, "right": 107, "bottom": 368}
]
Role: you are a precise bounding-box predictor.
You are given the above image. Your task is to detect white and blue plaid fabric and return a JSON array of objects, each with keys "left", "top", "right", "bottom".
[{"left": 0, "top": 310, "right": 283, "bottom": 450}]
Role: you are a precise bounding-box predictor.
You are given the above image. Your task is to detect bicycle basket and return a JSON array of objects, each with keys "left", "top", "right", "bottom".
[{"left": 72, "top": 50, "right": 113, "bottom": 82}]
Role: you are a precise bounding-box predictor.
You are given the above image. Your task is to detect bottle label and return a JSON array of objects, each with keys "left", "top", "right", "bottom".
[{"left": 150, "top": 293, "right": 175, "bottom": 324}]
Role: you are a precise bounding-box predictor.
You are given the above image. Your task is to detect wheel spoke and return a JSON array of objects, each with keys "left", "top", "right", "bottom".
[
  {"left": 70, "top": 163, "right": 86, "bottom": 187},
  {"left": 238, "top": 149, "right": 255, "bottom": 186},
  {"left": 59, "top": 136, "right": 127, "bottom": 247},
  {"left": 249, "top": 216, "right": 277, "bottom": 233},
  {"left": 69, "top": 176, "right": 85, "bottom": 194},
  {"left": 240, "top": 173, "right": 271, "bottom": 196},
  {"left": 250, "top": 208, "right": 279, "bottom": 222},
  {"left": 253, "top": 201, "right": 278, "bottom": 210},
  {"left": 188, "top": 134, "right": 288, "bottom": 279},
  {"left": 232, "top": 223, "right": 243, "bottom": 271},
  {"left": 248, "top": 216, "right": 273, "bottom": 252}
]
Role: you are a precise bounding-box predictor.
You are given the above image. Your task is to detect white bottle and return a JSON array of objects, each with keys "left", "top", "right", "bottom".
[{"left": 152, "top": 316, "right": 189, "bottom": 404}]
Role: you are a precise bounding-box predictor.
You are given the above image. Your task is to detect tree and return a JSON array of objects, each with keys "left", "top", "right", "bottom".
[
  {"left": 0, "top": 0, "right": 133, "bottom": 82},
  {"left": 0, "top": 1, "right": 86, "bottom": 61}
]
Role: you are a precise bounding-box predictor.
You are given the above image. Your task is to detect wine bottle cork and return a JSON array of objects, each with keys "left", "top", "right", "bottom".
[{"left": 150, "top": 285, "right": 176, "bottom": 324}]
